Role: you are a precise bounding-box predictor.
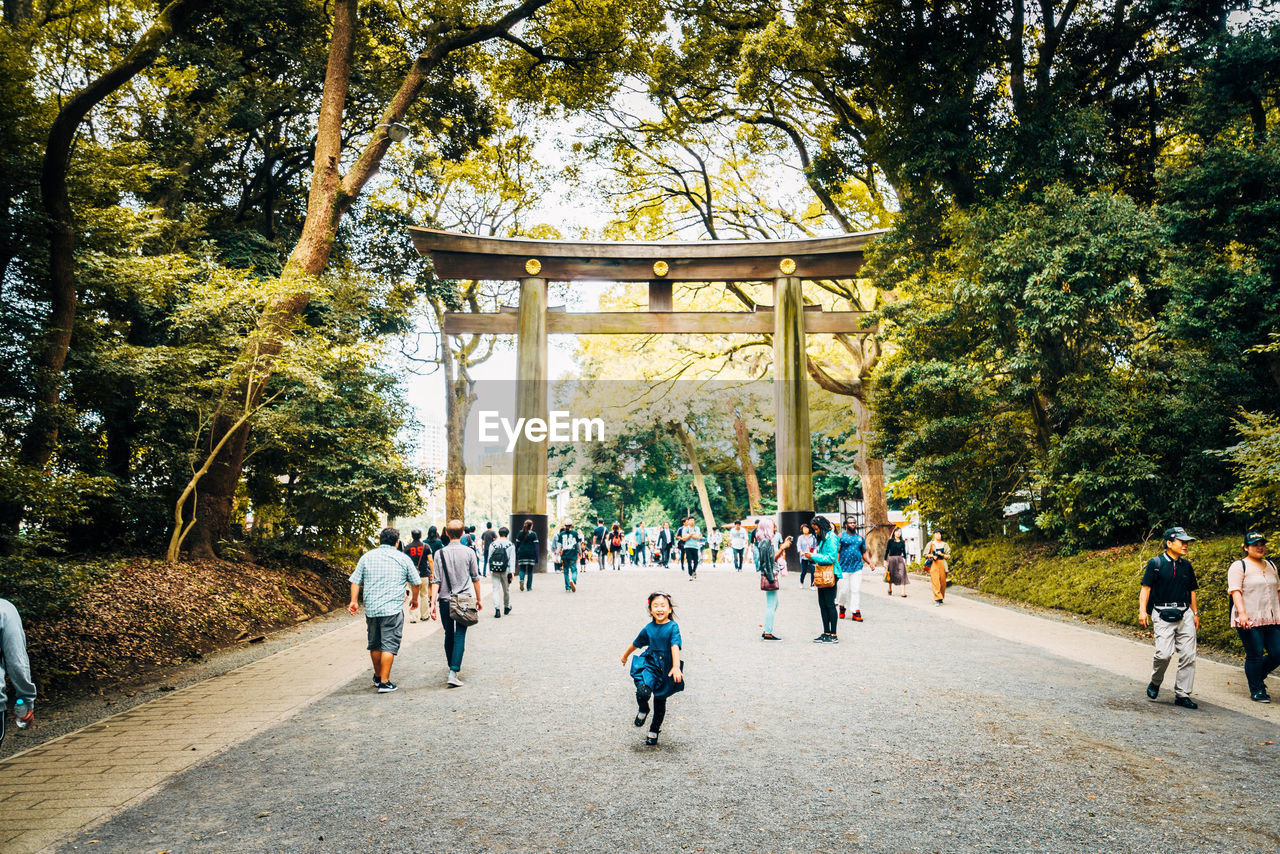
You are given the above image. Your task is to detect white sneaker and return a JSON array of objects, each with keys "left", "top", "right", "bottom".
[
  {"left": 447, "top": 672, "right": 464, "bottom": 688},
  {"left": 408, "top": 608, "right": 419, "bottom": 623}
]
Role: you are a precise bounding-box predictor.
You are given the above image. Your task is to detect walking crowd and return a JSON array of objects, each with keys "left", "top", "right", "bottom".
[
  {"left": 6, "top": 514, "right": 1271, "bottom": 751},
  {"left": 339, "top": 512, "right": 1280, "bottom": 729}
]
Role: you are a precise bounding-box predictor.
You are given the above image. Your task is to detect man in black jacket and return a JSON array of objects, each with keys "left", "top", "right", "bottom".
[
  {"left": 1138, "top": 527, "right": 1200, "bottom": 708},
  {"left": 656, "top": 523, "right": 673, "bottom": 568}
]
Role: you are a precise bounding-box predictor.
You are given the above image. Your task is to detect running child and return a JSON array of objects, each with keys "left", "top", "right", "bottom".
[{"left": 620, "top": 591, "right": 685, "bottom": 745}]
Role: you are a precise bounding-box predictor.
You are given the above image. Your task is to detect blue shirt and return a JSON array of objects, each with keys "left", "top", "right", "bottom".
[
  {"left": 633, "top": 619, "right": 682, "bottom": 656},
  {"left": 630, "top": 619, "right": 685, "bottom": 698},
  {"left": 350, "top": 545, "right": 421, "bottom": 618},
  {"left": 838, "top": 531, "right": 866, "bottom": 575}
]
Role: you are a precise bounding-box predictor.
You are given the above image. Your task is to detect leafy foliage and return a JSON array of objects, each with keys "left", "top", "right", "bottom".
[
  {"left": 948, "top": 533, "right": 1260, "bottom": 654},
  {"left": 865, "top": 13, "right": 1280, "bottom": 548},
  {"left": 1217, "top": 410, "right": 1280, "bottom": 529}
]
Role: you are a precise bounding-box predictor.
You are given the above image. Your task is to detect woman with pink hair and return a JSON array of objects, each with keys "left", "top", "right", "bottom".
[{"left": 754, "top": 518, "right": 791, "bottom": 641}]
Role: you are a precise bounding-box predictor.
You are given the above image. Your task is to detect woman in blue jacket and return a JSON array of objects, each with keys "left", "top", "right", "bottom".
[{"left": 809, "top": 516, "right": 842, "bottom": 643}]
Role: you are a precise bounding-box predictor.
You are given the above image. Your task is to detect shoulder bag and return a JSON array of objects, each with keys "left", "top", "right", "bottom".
[
  {"left": 813, "top": 562, "right": 836, "bottom": 588},
  {"left": 441, "top": 549, "right": 479, "bottom": 625}
]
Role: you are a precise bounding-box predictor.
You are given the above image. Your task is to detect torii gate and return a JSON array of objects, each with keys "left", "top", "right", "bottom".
[{"left": 409, "top": 228, "right": 882, "bottom": 568}]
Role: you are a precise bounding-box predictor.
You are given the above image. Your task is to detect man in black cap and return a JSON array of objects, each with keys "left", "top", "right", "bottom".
[{"left": 1138, "top": 527, "right": 1200, "bottom": 708}]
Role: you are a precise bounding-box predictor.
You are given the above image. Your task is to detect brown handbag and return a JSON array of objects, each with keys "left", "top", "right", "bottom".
[{"left": 813, "top": 563, "right": 835, "bottom": 588}]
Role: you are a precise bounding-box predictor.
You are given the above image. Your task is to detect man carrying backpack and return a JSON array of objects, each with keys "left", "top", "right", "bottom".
[
  {"left": 592, "top": 519, "right": 607, "bottom": 569},
  {"left": 488, "top": 526, "right": 514, "bottom": 618},
  {"left": 554, "top": 521, "right": 582, "bottom": 592},
  {"left": 480, "top": 521, "right": 497, "bottom": 578},
  {"left": 1139, "top": 527, "right": 1201, "bottom": 709},
  {"left": 404, "top": 529, "right": 430, "bottom": 623}
]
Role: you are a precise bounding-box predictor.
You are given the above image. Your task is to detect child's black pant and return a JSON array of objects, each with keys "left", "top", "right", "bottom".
[{"left": 637, "top": 692, "right": 667, "bottom": 733}]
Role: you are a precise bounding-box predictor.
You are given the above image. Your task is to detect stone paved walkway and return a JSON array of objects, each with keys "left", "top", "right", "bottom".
[
  {"left": 0, "top": 611, "right": 439, "bottom": 854},
  {"left": 4, "top": 566, "right": 1279, "bottom": 853}
]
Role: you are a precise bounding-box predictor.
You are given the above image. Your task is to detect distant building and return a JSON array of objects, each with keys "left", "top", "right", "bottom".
[
  {"left": 548, "top": 487, "right": 571, "bottom": 522},
  {"left": 418, "top": 419, "right": 447, "bottom": 473}
]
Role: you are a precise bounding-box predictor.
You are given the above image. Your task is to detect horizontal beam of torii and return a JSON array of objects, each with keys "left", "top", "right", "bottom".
[
  {"left": 442, "top": 308, "right": 876, "bottom": 335},
  {"left": 408, "top": 227, "right": 883, "bottom": 282},
  {"left": 410, "top": 227, "right": 882, "bottom": 335}
]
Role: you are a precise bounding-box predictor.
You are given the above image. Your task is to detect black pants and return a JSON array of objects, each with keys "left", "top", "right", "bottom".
[
  {"left": 684, "top": 549, "right": 699, "bottom": 576},
  {"left": 733, "top": 548, "right": 744, "bottom": 570},
  {"left": 438, "top": 597, "right": 468, "bottom": 671},
  {"left": 799, "top": 560, "right": 813, "bottom": 586},
  {"left": 638, "top": 692, "right": 668, "bottom": 733},
  {"left": 1238, "top": 624, "right": 1280, "bottom": 693},
  {"left": 817, "top": 585, "right": 838, "bottom": 635}
]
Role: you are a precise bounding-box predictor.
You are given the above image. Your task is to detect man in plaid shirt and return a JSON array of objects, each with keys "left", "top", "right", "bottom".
[{"left": 348, "top": 527, "right": 421, "bottom": 693}]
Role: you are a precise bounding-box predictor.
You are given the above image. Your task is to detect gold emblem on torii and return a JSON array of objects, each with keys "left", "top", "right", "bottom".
[
  {"left": 780, "top": 258, "right": 797, "bottom": 275},
  {"left": 652, "top": 260, "right": 669, "bottom": 278},
  {"left": 525, "top": 258, "right": 542, "bottom": 275}
]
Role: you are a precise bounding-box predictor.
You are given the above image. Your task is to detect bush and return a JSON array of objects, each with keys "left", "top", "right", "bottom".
[{"left": 947, "top": 533, "right": 1268, "bottom": 653}]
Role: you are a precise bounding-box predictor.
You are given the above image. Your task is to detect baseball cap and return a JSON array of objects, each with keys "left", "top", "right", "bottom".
[
  {"left": 1163, "top": 527, "right": 1196, "bottom": 542},
  {"left": 1245, "top": 531, "right": 1268, "bottom": 546}
]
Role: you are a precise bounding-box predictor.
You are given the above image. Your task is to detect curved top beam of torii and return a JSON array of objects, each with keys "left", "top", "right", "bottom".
[{"left": 408, "top": 227, "right": 885, "bottom": 283}]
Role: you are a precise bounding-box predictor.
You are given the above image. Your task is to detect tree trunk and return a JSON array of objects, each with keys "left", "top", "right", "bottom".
[
  {"left": 184, "top": 0, "right": 356, "bottom": 555},
  {"left": 183, "top": 414, "right": 251, "bottom": 557},
  {"left": 167, "top": 400, "right": 262, "bottom": 563},
  {"left": 732, "top": 406, "right": 764, "bottom": 515},
  {"left": 671, "top": 422, "right": 717, "bottom": 536},
  {"left": 442, "top": 332, "right": 476, "bottom": 521},
  {"left": 850, "top": 396, "right": 890, "bottom": 566},
  {"left": 183, "top": 0, "right": 551, "bottom": 555}
]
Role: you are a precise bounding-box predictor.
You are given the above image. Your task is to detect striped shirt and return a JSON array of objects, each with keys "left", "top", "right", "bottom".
[{"left": 350, "top": 545, "right": 421, "bottom": 617}]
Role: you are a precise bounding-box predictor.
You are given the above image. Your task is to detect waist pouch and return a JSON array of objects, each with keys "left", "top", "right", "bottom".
[{"left": 1158, "top": 606, "right": 1188, "bottom": 623}]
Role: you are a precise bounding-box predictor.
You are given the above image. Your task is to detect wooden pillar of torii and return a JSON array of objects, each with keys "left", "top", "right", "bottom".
[{"left": 409, "top": 228, "right": 882, "bottom": 571}]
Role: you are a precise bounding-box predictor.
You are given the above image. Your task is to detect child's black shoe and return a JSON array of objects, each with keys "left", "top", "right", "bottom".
[{"left": 645, "top": 732, "right": 659, "bottom": 745}]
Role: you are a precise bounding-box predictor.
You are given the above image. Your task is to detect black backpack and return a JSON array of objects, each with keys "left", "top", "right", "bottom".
[{"left": 488, "top": 545, "right": 509, "bottom": 572}]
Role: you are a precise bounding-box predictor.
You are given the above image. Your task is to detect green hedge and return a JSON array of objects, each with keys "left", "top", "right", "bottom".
[{"left": 946, "top": 533, "right": 1272, "bottom": 653}]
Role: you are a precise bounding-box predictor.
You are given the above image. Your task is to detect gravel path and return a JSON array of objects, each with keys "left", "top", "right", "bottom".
[{"left": 57, "top": 567, "right": 1280, "bottom": 853}]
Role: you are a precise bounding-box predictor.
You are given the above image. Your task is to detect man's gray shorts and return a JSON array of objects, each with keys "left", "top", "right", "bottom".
[{"left": 366, "top": 612, "right": 404, "bottom": 654}]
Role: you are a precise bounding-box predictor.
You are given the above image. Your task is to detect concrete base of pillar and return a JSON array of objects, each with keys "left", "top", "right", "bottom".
[
  {"left": 778, "top": 509, "right": 815, "bottom": 575},
  {"left": 510, "top": 513, "right": 549, "bottom": 572}
]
